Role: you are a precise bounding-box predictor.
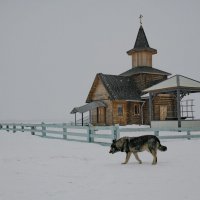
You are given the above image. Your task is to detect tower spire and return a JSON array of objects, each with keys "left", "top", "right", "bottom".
[{"left": 127, "top": 19, "right": 157, "bottom": 68}]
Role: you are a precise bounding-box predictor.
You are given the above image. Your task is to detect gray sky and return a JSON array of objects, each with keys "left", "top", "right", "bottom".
[{"left": 0, "top": 0, "right": 200, "bottom": 122}]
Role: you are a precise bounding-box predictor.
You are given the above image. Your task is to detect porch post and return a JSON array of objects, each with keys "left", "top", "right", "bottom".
[
  {"left": 177, "top": 89, "right": 181, "bottom": 127},
  {"left": 82, "top": 113, "right": 84, "bottom": 126},
  {"left": 104, "top": 107, "right": 106, "bottom": 125},
  {"left": 97, "top": 107, "right": 99, "bottom": 123},
  {"left": 75, "top": 113, "right": 77, "bottom": 126},
  {"left": 141, "top": 101, "right": 145, "bottom": 125},
  {"left": 176, "top": 75, "right": 181, "bottom": 128},
  {"left": 89, "top": 110, "right": 91, "bottom": 124},
  {"left": 149, "top": 92, "right": 152, "bottom": 127}
]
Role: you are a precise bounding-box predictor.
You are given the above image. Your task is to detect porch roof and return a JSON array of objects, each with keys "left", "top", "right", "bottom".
[
  {"left": 70, "top": 101, "right": 107, "bottom": 114},
  {"left": 143, "top": 74, "right": 200, "bottom": 93}
]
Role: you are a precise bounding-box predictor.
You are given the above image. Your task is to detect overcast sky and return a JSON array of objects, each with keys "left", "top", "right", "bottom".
[{"left": 0, "top": 0, "right": 200, "bottom": 122}]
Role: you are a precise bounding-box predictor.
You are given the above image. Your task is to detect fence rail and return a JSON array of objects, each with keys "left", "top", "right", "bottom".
[
  {"left": 1, "top": 123, "right": 200, "bottom": 144},
  {"left": 119, "top": 127, "right": 200, "bottom": 140},
  {"left": 0, "top": 123, "right": 119, "bottom": 145}
]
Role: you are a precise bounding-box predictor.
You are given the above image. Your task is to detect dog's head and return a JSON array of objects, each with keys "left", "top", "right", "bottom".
[
  {"left": 109, "top": 137, "right": 130, "bottom": 154},
  {"left": 109, "top": 138, "right": 129, "bottom": 154},
  {"left": 109, "top": 139, "right": 121, "bottom": 154}
]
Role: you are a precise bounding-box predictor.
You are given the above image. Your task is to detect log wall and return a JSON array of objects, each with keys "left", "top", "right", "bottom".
[
  {"left": 132, "top": 74, "right": 168, "bottom": 91},
  {"left": 152, "top": 94, "right": 177, "bottom": 120}
]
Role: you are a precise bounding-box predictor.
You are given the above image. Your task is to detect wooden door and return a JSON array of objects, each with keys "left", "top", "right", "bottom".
[
  {"left": 160, "top": 105, "right": 167, "bottom": 120},
  {"left": 97, "top": 107, "right": 106, "bottom": 124}
]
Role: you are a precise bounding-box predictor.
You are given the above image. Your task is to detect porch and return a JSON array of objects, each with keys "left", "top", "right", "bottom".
[
  {"left": 70, "top": 101, "right": 107, "bottom": 126},
  {"left": 143, "top": 75, "right": 200, "bottom": 128}
]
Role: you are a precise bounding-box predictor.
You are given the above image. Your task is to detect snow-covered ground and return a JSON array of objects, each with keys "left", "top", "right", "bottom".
[{"left": 0, "top": 131, "right": 200, "bottom": 200}]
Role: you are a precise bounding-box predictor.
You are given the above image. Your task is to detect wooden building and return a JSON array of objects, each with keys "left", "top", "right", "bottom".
[{"left": 71, "top": 24, "right": 178, "bottom": 126}]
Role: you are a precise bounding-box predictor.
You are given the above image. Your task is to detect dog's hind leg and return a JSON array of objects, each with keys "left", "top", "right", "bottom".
[
  {"left": 149, "top": 149, "right": 157, "bottom": 165},
  {"left": 133, "top": 152, "right": 142, "bottom": 164},
  {"left": 122, "top": 152, "right": 131, "bottom": 164}
]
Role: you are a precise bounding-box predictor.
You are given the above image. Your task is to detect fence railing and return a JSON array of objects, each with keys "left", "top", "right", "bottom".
[
  {"left": 119, "top": 127, "right": 200, "bottom": 140},
  {"left": 0, "top": 123, "right": 119, "bottom": 145},
  {"left": 1, "top": 123, "right": 200, "bottom": 144}
]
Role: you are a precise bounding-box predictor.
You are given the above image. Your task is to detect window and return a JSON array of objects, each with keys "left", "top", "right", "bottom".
[
  {"left": 134, "top": 104, "right": 140, "bottom": 115},
  {"left": 118, "top": 104, "right": 123, "bottom": 116}
]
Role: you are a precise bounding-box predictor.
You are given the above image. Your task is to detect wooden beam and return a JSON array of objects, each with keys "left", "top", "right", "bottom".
[
  {"left": 177, "top": 89, "right": 181, "bottom": 127},
  {"left": 176, "top": 75, "right": 181, "bottom": 128},
  {"left": 97, "top": 107, "right": 99, "bottom": 124},
  {"left": 89, "top": 110, "right": 91, "bottom": 124},
  {"left": 104, "top": 107, "right": 106, "bottom": 125},
  {"left": 82, "top": 113, "right": 84, "bottom": 126},
  {"left": 149, "top": 92, "right": 152, "bottom": 127}
]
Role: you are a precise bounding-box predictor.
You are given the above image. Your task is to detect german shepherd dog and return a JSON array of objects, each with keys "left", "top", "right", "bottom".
[{"left": 109, "top": 135, "right": 167, "bottom": 165}]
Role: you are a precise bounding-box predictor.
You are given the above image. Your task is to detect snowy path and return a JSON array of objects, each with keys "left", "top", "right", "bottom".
[{"left": 0, "top": 132, "right": 200, "bottom": 200}]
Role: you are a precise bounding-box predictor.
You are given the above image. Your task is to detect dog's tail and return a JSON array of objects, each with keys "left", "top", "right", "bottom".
[
  {"left": 158, "top": 144, "right": 167, "bottom": 151},
  {"left": 156, "top": 137, "right": 167, "bottom": 151}
]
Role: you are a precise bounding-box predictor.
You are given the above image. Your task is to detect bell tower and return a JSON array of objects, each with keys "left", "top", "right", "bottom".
[{"left": 127, "top": 15, "right": 157, "bottom": 68}]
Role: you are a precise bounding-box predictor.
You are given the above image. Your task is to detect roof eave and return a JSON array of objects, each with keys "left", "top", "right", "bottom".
[
  {"left": 120, "top": 68, "right": 171, "bottom": 77},
  {"left": 127, "top": 48, "right": 157, "bottom": 55},
  {"left": 131, "top": 71, "right": 171, "bottom": 76},
  {"left": 143, "top": 86, "right": 200, "bottom": 94}
]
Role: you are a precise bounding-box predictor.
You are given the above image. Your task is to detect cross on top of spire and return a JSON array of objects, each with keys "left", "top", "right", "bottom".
[{"left": 139, "top": 14, "right": 143, "bottom": 25}]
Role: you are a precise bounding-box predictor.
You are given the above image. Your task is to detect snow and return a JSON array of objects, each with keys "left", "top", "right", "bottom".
[{"left": 0, "top": 131, "right": 200, "bottom": 200}]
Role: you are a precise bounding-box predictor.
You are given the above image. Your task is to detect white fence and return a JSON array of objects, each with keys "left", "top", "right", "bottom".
[
  {"left": 1, "top": 123, "right": 200, "bottom": 144},
  {"left": 0, "top": 123, "right": 119, "bottom": 145}
]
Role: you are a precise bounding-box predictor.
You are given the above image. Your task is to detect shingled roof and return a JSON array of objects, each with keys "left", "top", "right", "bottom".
[
  {"left": 98, "top": 73, "right": 141, "bottom": 101},
  {"left": 127, "top": 25, "right": 157, "bottom": 55},
  {"left": 134, "top": 25, "right": 150, "bottom": 48},
  {"left": 120, "top": 66, "right": 171, "bottom": 76}
]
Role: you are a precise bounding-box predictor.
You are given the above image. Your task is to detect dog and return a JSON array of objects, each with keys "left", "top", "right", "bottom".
[{"left": 109, "top": 135, "right": 167, "bottom": 165}]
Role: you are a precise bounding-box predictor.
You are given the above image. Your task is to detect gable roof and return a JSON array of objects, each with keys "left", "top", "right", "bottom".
[
  {"left": 127, "top": 25, "right": 157, "bottom": 55},
  {"left": 143, "top": 75, "right": 200, "bottom": 93},
  {"left": 120, "top": 66, "right": 171, "bottom": 76},
  {"left": 86, "top": 73, "right": 141, "bottom": 103}
]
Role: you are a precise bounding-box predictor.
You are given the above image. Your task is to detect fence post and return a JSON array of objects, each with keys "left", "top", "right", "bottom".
[
  {"left": 13, "top": 124, "right": 16, "bottom": 133},
  {"left": 111, "top": 126, "right": 115, "bottom": 140},
  {"left": 90, "top": 126, "right": 94, "bottom": 143},
  {"left": 187, "top": 131, "right": 191, "bottom": 140},
  {"left": 87, "top": 127, "right": 90, "bottom": 142},
  {"left": 6, "top": 125, "right": 9, "bottom": 132},
  {"left": 63, "top": 123, "right": 67, "bottom": 140},
  {"left": 31, "top": 126, "right": 35, "bottom": 135},
  {"left": 112, "top": 125, "right": 119, "bottom": 140},
  {"left": 115, "top": 124, "right": 120, "bottom": 139},
  {"left": 154, "top": 130, "right": 159, "bottom": 137},
  {"left": 21, "top": 125, "right": 24, "bottom": 132},
  {"left": 41, "top": 122, "right": 46, "bottom": 137},
  {"left": 87, "top": 126, "right": 94, "bottom": 143}
]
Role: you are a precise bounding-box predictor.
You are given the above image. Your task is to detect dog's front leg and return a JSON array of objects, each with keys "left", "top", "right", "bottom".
[
  {"left": 122, "top": 152, "right": 131, "bottom": 164},
  {"left": 133, "top": 152, "right": 142, "bottom": 164}
]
